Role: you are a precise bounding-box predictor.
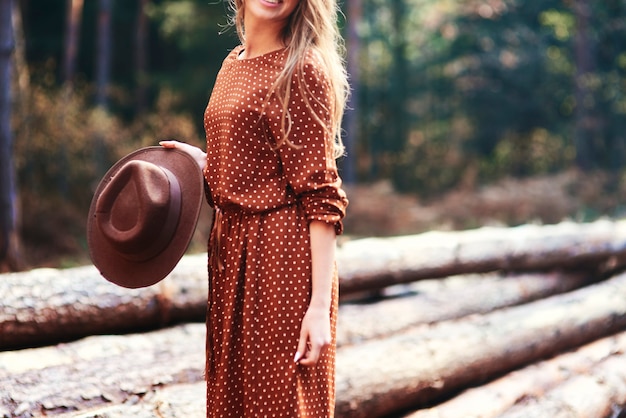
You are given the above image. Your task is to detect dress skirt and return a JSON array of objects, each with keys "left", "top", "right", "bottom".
[{"left": 205, "top": 203, "right": 338, "bottom": 417}]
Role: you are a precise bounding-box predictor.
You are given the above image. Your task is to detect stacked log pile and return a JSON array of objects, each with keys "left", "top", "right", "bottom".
[{"left": 2, "top": 220, "right": 626, "bottom": 417}]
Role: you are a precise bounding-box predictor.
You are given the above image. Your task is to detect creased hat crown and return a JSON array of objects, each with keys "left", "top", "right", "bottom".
[{"left": 95, "top": 160, "right": 182, "bottom": 261}]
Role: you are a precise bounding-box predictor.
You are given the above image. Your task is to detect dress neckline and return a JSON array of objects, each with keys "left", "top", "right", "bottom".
[{"left": 231, "top": 45, "right": 287, "bottom": 62}]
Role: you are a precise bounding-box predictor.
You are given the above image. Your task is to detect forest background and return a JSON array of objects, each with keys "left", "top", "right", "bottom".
[{"left": 1, "top": 0, "right": 626, "bottom": 271}]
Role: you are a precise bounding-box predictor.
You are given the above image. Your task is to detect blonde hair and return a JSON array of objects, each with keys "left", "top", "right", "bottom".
[{"left": 228, "top": 0, "right": 349, "bottom": 159}]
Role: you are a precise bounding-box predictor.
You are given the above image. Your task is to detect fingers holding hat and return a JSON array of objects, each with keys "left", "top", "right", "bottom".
[
  {"left": 159, "top": 139, "right": 185, "bottom": 149},
  {"left": 159, "top": 140, "right": 207, "bottom": 170}
]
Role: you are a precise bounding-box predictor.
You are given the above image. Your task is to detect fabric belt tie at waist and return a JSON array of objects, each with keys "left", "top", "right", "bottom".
[
  {"left": 209, "top": 207, "right": 225, "bottom": 273},
  {"left": 208, "top": 201, "right": 300, "bottom": 273}
]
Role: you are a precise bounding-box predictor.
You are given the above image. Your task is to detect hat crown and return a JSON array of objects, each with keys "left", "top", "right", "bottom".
[{"left": 95, "top": 160, "right": 182, "bottom": 262}]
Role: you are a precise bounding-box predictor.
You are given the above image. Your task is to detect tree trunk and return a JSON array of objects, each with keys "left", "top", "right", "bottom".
[
  {"left": 56, "top": 0, "right": 84, "bottom": 198},
  {"left": 338, "top": 219, "right": 626, "bottom": 294},
  {"left": 62, "top": 0, "right": 84, "bottom": 87},
  {"left": 389, "top": 0, "right": 409, "bottom": 152},
  {"left": 93, "top": 0, "right": 113, "bottom": 178},
  {"left": 341, "top": 0, "right": 361, "bottom": 184},
  {"left": 334, "top": 271, "right": 626, "bottom": 417},
  {"left": 573, "top": 0, "right": 595, "bottom": 170},
  {"left": 11, "top": 0, "right": 28, "bottom": 92},
  {"left": 134, "top": 0, "right": 149, "bottom": 114},
  {"left": 95, "top": 0, "right": 112, "bottom": 109},
  {"left": 0, "top": 0, "right": 21, "bottom": 272},
  {"left": 405, "top": 332, "right": 626, "bottom": 418}
]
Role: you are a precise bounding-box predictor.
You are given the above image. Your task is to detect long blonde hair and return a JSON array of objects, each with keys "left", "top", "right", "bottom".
[{"left": 228, "top": 0, "right": 349, "bottom": 159}]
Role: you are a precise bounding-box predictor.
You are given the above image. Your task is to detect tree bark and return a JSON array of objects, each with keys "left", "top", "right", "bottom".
[
  {"left": 405, "top": 332, "right": 626, "bottom": 418},
  {"left": 0, "top": 324, "right": 206, "bottom": 417},
  {"left": 338, "top": 219, "right": 626, "bottom": 294},
  {"left": 496, "top": 356, "right": 626, "bottom": 418},
  {"left": 334, "top": 271, "right": 626, "bottom": 417},
  {"left": 54, "top": 383, "right": 206, "bottom": 418}
]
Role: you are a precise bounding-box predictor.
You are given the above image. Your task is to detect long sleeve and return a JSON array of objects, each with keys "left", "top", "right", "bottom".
[{"left": 266, "top": 53, "right": 348, "bottom": 234}]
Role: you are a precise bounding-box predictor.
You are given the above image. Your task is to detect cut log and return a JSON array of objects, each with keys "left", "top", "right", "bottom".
[
  {"left": 4, "top": 272, "right": 626, "bottom": 417},
  {"left": 0, "top": 255, "right": 208, "bottom": 350},
  {"left": 337, "top": 271, "right": 591, "bottom": 346},
  {"left": 404, "top": 332, "right": 626, "bottom": 418},
  {"left": 0, "top": 324, "right": 206, "bottom": 417},
  {"left": 335, "top": 271, "right": 626, "bottom": 418},
  {"left": 496, "top": 355, "right": 626, "bottom": 418},
  {"left": 54, "top": 383, "right": 206, "bottom": 418},
  {"left": 338, "top": 219, "right": 626, "bottom": 294}
]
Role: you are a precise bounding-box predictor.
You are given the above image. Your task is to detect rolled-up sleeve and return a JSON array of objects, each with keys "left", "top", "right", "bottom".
[{"left": 268, "top": 55, "right": 348, "bottom": 234}]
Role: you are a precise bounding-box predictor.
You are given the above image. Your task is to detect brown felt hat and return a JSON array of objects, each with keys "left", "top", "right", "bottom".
[{"left": 87, "top": 147, "right": 203, "bottom": 288}]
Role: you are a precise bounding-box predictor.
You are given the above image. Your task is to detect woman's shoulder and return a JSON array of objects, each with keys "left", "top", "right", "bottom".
[
  {"left": 296, "top": 49, "right": 331, "bottom": 90},
  {"left": 294, "top": 48, "right": 327, "bottom": 77},
  {"left": 301, "top": 48, "right": 325, "bottom": 70}
]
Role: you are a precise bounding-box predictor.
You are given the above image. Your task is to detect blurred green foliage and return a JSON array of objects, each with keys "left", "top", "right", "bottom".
[{"left": 357, "top": 0, "right": 626, "bottom": 195}]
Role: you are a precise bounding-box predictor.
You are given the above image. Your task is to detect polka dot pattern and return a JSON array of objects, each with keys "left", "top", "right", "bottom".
[{"left": 202, "top": 46, "right": 348, "bottom": 417}]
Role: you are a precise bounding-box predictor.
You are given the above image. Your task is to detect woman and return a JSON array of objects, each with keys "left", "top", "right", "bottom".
[{"left": 161, "top": 0, "right": 349, "bottom": 416}]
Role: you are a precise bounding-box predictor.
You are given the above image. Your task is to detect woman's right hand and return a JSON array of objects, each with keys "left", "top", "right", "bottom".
[{"left": 160, "top": 140, "right": 206, "bottom": 170}]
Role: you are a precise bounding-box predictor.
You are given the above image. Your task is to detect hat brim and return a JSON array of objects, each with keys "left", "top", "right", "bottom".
[{"left": 87, "top": 147, "right": 204, "bottom": 288}]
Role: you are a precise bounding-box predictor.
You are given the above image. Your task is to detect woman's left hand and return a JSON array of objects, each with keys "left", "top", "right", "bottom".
[
  {"left": 294, "top": 306, "right": 332, "bottom": 367},
  {"left": 159, "top": 140, "right": 206, "bottom": 170}
]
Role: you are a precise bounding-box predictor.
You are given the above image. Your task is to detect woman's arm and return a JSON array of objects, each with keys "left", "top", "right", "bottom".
[
  {"left": 294, "top": 220, "right": 336, "bottom": 366},
  {"left": 159, "top": 140, "right": 206, "bottom": 170}
]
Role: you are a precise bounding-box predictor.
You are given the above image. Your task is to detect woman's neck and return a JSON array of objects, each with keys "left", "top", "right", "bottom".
[{"left": 241, "top": 17, "right": 286, "bottom": 59}]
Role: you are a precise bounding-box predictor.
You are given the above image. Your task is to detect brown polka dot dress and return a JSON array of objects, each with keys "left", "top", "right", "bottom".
[{"left": 202, "top": 45, "right": 348, "bottom": 417}]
